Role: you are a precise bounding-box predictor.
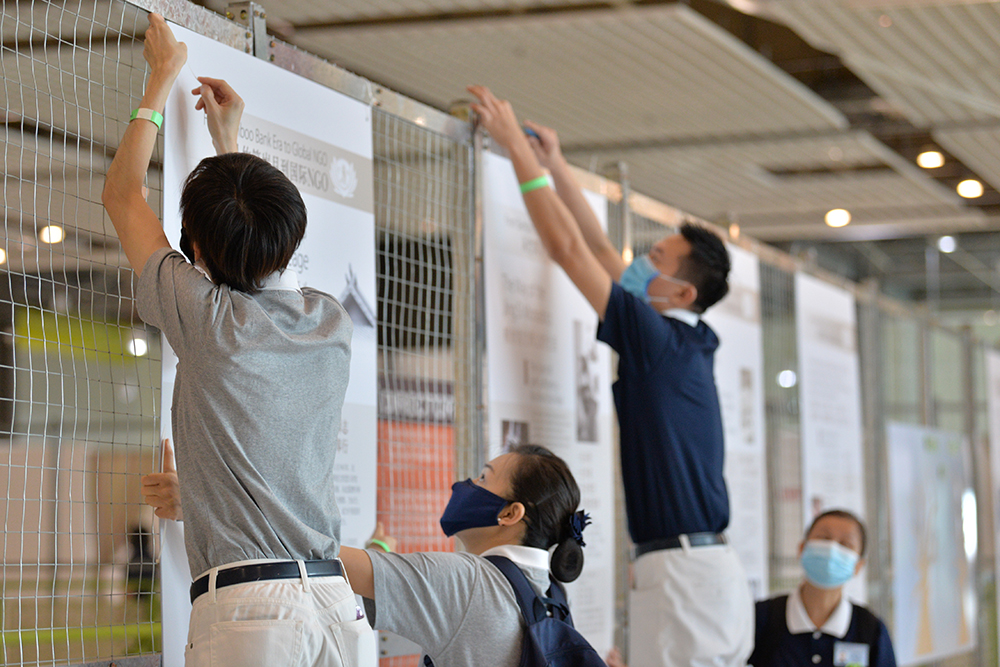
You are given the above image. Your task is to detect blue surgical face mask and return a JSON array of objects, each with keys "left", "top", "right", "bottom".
[
  {"left": 439, "top": 479, "right": 511, "bottom": 537},
  {"left": 801, "top": 540, "right": 859, "bottom": 589},
  {"left": 619, "top": 255, "right": 659, "bottom": 303}
]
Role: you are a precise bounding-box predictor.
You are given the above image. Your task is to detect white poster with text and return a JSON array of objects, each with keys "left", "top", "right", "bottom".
[
  {"left": 483, "top": 153, "right": 615, "bottom": 656},
  {"left": 159, "top": 24, "right": 377, "bottom": 667},
  {"left": 986, "top": 349, "right": 1000, "bottom": 658},
  {"left": 794, "top": 273, "right": 866, "bottom": 601},
  {"left": 703, "top": 245, "right": 768, "bottom": 600}
]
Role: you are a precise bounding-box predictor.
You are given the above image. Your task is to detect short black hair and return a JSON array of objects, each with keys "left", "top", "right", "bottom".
[
  {"left": 676, "top": 222, "right": 730, "bottom": 313},
  {"left": 806, "top": 509, "right": 867, "bottom": 556},
  {"left": 180, "top": 153, "right": 307, "bottom": 294},
  {"left": 507, "top": 444, "right": 585, "bottom": 583}
]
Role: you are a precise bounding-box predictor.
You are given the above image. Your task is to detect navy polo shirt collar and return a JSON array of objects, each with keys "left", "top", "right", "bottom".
[
  {"left": 787, "top": 585, "right": 853, "bottom": 638},
  {"left": 662, "top": 308, "right": 699, "bottom": 327}
]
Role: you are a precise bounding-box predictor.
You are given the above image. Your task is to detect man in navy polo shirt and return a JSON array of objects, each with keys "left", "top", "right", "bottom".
[{"left": 469, "top": 86, "right": 753, "bottom": 667}]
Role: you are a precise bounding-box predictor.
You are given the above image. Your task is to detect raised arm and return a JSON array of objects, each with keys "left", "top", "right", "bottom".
[
  {"left": 101, "top": 13, "right": 186, "bottom": 276},
  {"left": 523, "top": 120, "right": 626, "bottom": 281},
  {"left": 191, "top": 76, "right": 244, "bottom": 155},
  {"left": 468, "top": 86, "right": 612, "bottom": 319}
]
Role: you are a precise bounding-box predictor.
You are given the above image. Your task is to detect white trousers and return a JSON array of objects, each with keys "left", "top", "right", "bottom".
[
  {"left": 185, "top": 559, "right": 377, "bottom": 667},
  {"left": 628, "top": 542, "right": 754, "bottom": 667}
]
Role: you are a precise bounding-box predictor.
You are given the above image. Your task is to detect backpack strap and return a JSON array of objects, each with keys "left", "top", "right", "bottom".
[
  {"left": 544, "top": 576, "right": 573, "bottom": 624},
  {"left": 485, "top": 555, "right": 554, "bottom": 624}
]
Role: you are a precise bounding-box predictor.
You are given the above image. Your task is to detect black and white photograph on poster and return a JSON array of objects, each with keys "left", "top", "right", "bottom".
[
  {"left": 501, "top": 420, "right": 530, "bottom": 452},
  {"left": 338, "top": 265, "right": 377, "bottom": 343},
  {"left": 574, "top": 320, "right": 600, "bottom": 443}
]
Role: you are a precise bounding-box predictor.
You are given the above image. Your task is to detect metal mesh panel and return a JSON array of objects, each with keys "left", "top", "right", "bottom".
[
  {"left": 2, "top": 1, "right": 162, "bottom": 664},
  {"left": 372, "top": 110, "right": 475, "bottom": 665}
]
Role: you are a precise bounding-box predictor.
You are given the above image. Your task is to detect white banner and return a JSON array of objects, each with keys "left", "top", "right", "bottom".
[
  {"left": 794, "top": 273, "right": 866, "bottom": 601},
  {"left": 159, "top": 24, "right": 377, "bottom": 667},
  {"left": 986, "top": 349, "right": 1000, "bottom": 659},
  {"left": 483, "top": 153, "right": 615, "bottom": 655},
  {"left": 703, "top": 245, "right": 768, "bottom": 600},
  {"left": 887, "top": 422, "right": 975, "bottom": 666}
]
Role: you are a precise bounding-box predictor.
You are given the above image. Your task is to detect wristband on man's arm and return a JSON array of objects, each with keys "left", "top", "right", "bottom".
[
  {"left": 367, "top": 538, "right": 392, "bottom": 553},
  {"left": 519, "top": 174, "right": 553, "bottom": 194},
  {"left": 130, "top": 108, "right": 164, "bottom": 130}
]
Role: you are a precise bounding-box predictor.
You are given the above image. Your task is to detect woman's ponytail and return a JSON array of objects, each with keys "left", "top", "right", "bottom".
[{"left": 507, "top": 445, "right": 589, "bottom": 582}]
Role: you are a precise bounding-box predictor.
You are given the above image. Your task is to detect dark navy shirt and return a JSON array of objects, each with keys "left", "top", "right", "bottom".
[
  {"left": 750, "top": 595, "right": 896, "bottom": 667},
  {"left": 596, "top": 282, "right": 729, "bottom": 543}
]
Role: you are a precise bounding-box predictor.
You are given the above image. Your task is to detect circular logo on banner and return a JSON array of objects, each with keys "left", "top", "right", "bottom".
[{"left": 332, "top": 158, "right": 358, "bottom": 198}]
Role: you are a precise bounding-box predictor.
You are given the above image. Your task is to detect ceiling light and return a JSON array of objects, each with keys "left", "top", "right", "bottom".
[
  {"left": 916, "top": 150, "right": 944, "bottom": 169},
  {"left": 825, "top": 208, "right": 851, "bottom": 228},
  {"left": 622, "top": 248, "right": 634, "bottom": 264},
  {"left": 729, "top": 223, "right": 741, "bottom": 240},
  {"left": 957, "top": 179, "right": 983, "bottom": 198},
  {"left": 937, "top": 235, "right": 957, "bottom": 253},
  {"left": 39, "top": 225, "right": 64, "bottom": 244},
  {"left": 777, "top": 370, "right": 797, "bottom": 388},
  {"left": 879, "top": 15, "right": 892, "bottom": 28},
  {"left": 0, "top": 249, "right": 6, "bottom": 265}
]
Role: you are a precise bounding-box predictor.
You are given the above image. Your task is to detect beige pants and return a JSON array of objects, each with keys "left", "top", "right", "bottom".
[
  {"left": 185, "top": 559, "right": 377, "bottom": 667},
  {"left": 629, "top": 541, "right": 754, "bottom": 667}
]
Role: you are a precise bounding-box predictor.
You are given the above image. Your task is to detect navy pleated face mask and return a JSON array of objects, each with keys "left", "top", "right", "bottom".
[{"left": 439, "top": 479, "right": 511, "bottom": 537}]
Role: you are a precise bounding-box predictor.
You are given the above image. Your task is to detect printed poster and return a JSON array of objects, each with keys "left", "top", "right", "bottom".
[
  {"left": 483, "top": 152, "right": 616, "bottom": 656},
  {"left": 986, "top": 349, "right": 1000, "bottom": 657},
  {"left": 794, "top": 273, "right": 866, "bottom": 601},
  {"left": 887, "top": 422, "right": 975, "bottom": 665},
  {"left": 703, "top": 245, "right": 768, "bottom": 599},
  {"left": 159, "top": 24, "right": 377, "bottom": 667}
]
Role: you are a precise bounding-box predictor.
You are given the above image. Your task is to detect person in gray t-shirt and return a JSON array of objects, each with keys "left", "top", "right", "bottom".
[
  {"left": 144, "top": 444, "right": 593, "bottom": 667},
  {"left": 106, "top": 16, "right": 372, "bottom": 666}
]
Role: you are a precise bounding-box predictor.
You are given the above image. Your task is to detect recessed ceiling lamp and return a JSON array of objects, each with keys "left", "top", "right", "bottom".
[
  {"left": 39, "top": 225, "right": 64, "bottom": 244},
  {"left": 0, "top": 249, "right": 6, "bottom": 265},
  {"left": 729, "top": 223, "right": 741, "bottom": 240},
  {"left": 937, "top": 235, "right": 957, "bottom": 253},
  {"left": 957, "top": 179, "right": 984, "bottom": 198},
  {"left": 879, "top": 14, "right": 893, "bottom": 28},
  {"left": 916, "top": 150, "right": 944, "bottom": 169},
  {"left": 825, "top": 208, "right": 851, "bottom": 228}
]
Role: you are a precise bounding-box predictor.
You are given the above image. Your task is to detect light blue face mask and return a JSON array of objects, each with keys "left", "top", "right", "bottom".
[
  {"left": 800, "top": 540, "right": 859, "bottom": 589},
  {"left": 620, "top": 255, "right": 660, "bottom": 303}
]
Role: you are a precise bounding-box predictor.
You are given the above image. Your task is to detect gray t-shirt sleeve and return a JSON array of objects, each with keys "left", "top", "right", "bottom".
[
  {"left": 366, "top": 550, "right": 485, "bottom": 656},
  {"left": 135, "top": 247, "right": 218, "bottom": 353}
]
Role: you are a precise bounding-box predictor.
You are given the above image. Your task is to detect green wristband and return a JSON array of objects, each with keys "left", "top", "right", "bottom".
[
  {"left": 130, "top": 108, "right": 164, "bottom": 130},
  {"left": 367, "top": 538, "right": 392, "bottom": 553},
  {"left": 519, "top": 175, "right": 553, "bottom": 195}
]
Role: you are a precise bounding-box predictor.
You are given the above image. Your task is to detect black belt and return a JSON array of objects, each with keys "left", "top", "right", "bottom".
[
  {"left": 190, "top": 559, "right": 344, "bottom": 603},
  {"left": 634, "top": 533, "right": 726, "bottom": 558}
]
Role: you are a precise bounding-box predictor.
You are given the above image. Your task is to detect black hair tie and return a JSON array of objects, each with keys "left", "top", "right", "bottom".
[{"left": 569, "top": 510, "right": 591, "bottom": 547}]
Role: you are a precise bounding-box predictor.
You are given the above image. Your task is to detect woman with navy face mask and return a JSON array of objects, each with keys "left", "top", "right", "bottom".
[
  {"left": 346, "top": 444, "right": 591, "bottom": 666},
  {"left": 749, "top": 510, "right": 896, "bottom": 667}
]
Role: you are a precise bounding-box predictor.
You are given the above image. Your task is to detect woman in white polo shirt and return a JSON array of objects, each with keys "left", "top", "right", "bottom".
[{"left": 749, "top": 510, "right": 896, "bottom": 667}]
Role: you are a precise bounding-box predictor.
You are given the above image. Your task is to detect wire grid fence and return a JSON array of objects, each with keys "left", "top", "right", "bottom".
[
  {"left": 372, "top": 109, "right": 476, "bottom": 665},
  {"left": 2, "top": 1, "right": 163, "bottom": 665},
  {"left": 2, "top": 1, "right": 1000, "bottom": 666}
]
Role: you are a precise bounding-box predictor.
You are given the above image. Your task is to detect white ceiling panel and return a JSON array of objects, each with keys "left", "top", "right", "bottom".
[
  {"left": 286, "top": 4, "right": 847, "bottom": 147},
  {"left": 567, "top": 129, "right": 982, "bottom": 239},
  {"left": 934, "top": 125, "right": 1000, "bottom": 191},
  {"left": 761, "top": 0, "right": 1000, "bottom": 126}
]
